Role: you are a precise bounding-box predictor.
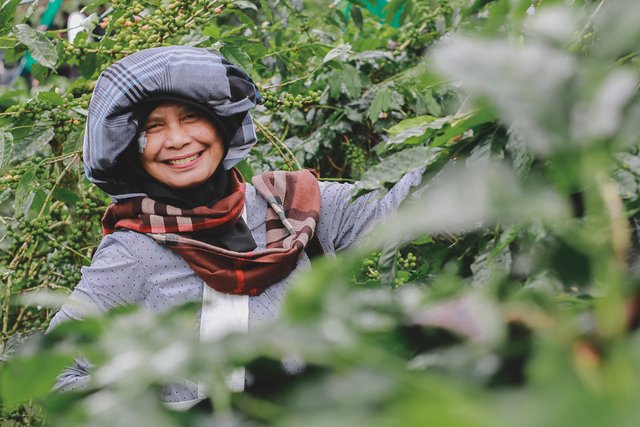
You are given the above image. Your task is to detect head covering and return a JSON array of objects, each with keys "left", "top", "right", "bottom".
[{"left": 83, "top": 45, "right": 262, "bottom": 201}]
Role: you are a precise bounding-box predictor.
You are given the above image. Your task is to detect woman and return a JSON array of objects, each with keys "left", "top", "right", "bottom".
[{"left": 49, "top": 46, "right": 423, "bottom": 407}]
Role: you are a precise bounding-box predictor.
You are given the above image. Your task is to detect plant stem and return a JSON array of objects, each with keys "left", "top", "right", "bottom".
[
  {"left": 263, "top": 64, "right": 323, "bottom": 90},
  {"left": 37, "top": 153, "right": 80, "bottom": 218},
  {"left": 255, "top": 120, "right": 301, "bottom": 170}
]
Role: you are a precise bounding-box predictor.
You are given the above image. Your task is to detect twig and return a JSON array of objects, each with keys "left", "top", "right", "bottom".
[
  {"left": 326, "top": 155, "right": 344, "bottom": 174},
  {"left": 9, "top": 305, "right": 28, "bottom": 335},
  {"left": 256, "top": 124, "right": 294, "bottom": 170},
  {"left": 572, "top": 0, "right": 606, "bottom": 47},
  {"left": 37, "top": 153, "right": 80, "bottom": 218},
  {"left": 263, "top": 64, "right": 323, "bottom": 90},
  {"left": 1, "top": 276, "right": 12, "bottom": 343},
  {"left": 45, "top": 235, "right": 91, "bottom": 263},
  {"left": 257, "top": 42, "right": 331, "bottom": 61},
  {"left": 255, "top": 121, "right": 302, "bottom": 170}
]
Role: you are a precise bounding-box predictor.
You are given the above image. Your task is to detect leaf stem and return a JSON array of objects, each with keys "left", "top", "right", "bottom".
[
  {"left": 263, "top": 64, "right": 323, "bottom": 90},
  {"left": 572, "top": 0, "right": 606, "bottom": 48},
  {"left": 254, "top": 120, "right": 301, "bottom": 170},
  {"left": 37, "top": 153, "right": 80, "bottom": 218}
]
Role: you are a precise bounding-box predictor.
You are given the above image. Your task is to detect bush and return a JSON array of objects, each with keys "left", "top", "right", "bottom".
[{"left": 1, "top": 0, "right": 640, "bottom": 425}]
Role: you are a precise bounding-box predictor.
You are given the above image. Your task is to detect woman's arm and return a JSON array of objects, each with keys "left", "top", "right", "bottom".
[
  {"left": 46, "top": 232, "right": 149, "bottom": 392},
  {"left": 316, "top": 168, "right": 424, "bottom": 252}
]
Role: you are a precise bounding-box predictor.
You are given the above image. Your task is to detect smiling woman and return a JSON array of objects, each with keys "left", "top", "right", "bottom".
[
  {"left": 138, "top": 102, "right": 226, "bottom": 189},
  {"left": 47, "top": 46, "right": 424, "bottom": 409}
]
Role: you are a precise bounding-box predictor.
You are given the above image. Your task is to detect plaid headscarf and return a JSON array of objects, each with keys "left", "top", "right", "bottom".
[
  {"left": 83, "top": 46, "right": 262, "bottom": 201},
  {"left": 102, "top": 169, "right": 321, "bottom": 296}
]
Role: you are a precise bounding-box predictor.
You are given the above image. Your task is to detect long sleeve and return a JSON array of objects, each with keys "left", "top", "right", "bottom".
[
  {"left": 47, "top": 233, "right": 149, "bottom": 330},
  {"left": 47, "top": 232, "right": 149, "bottom": 392},
  {"left": 47, "top": 230, "right": 205, "bottom": 401},
  {"left": 316, "top": 168, "right": 424, "bottom": 252}
]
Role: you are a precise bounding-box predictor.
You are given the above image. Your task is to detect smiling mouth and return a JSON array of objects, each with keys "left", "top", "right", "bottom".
[{"left": 165, "top": 152, "right": 202, "bottom": 166}]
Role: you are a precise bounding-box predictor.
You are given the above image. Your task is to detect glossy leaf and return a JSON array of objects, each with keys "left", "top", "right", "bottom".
[
  {"left": 0, "top": 0, "right": 20, "bottom": 36},
  {"left": 14, "top": 24, "right": 57, "bottom": 69},
  {"left": 354, "top": 146, "right": 441, "bottom": 196}
]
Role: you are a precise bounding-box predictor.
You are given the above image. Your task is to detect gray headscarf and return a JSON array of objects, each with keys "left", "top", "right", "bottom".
[{"left": 83, "top": 46, "right": 262, "bottom": 201}]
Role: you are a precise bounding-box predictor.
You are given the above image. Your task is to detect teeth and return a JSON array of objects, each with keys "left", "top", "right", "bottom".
[{"left": 167, "top": 153, "right": 200, "bottom": 165}]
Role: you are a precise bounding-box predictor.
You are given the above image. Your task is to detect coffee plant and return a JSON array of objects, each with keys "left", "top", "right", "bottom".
[{"left": 1, "top": 0, "right": 640, "bottom": 425}]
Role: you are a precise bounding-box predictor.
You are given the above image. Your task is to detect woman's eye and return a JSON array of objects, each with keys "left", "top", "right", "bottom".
[
  {"left": 144, "top": 123, "right": 161, "bottom": 132},
  {"left": 182, "top": 113, "right": 199, "bottom": 121}
]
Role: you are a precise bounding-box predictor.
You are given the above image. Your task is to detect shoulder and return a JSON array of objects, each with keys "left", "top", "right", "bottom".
[
  {"left": 97, "top": 229, "right": 160, "bottom": 254},
  {"left": 92, "top": 230, "right": 175, "bottom": 267}
]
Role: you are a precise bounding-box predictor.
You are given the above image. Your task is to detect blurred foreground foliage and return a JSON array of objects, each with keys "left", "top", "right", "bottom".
[{"left": 1, "top": 0, "right": 640, "bottom": 425}]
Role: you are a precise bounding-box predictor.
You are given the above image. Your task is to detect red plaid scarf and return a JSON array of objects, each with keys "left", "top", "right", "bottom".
[{"left": 102, "top": 168, "right": 321, "bottom": 296}]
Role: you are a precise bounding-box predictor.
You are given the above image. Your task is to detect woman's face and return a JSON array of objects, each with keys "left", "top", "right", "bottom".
[{"left": 139, "top": 101, "right": 225, "bottom": 189}]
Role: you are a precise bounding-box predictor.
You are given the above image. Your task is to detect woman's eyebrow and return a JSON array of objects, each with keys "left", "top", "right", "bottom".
[
  {"left": 144, "top": 112, "right": 163, "bottom": 123},
  {"left": 178, "top": 105, "right": 200, "bottom": 114},
  {"left": 143, "top": 118, "right": 161, "bottom": 127}
]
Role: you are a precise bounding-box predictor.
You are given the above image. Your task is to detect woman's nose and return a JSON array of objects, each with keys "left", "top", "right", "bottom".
[{"left": 164, "top": 125, "right": 191, "bottom": 149}]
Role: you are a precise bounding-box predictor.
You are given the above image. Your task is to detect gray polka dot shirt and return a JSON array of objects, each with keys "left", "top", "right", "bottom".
[{"left": 48, "top": 170, "right": 423, "bottom": 402}]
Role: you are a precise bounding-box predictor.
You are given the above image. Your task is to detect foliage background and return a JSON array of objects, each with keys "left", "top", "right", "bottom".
[{"left": 0, "top": 0, "right": 639, "bottom": 425}]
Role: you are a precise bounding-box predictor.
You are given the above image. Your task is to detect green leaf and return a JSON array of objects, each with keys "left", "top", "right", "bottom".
[
  {"left": 14, "top": 23, "right": 57, "bottom": 69},
  {"left": 327, "top": 71, "right": 343, "bottom": 99},
  {"left": 257, "top": 0, "right": 273, "bottom": 22},
  {"left": 235, "top": 159, "right": 254, "bottom": 182},
  {"left": 418, "top": 90, "right": 442, "bottom": 116},
  {"left": 234, "top": 0, "right": 258, "bottom": 11},
  {"left": 323, "top": 43, "right": 352, "bottom": 63},
  {"left": 31, "top": 62, "right": 49, "bottom": 81},
  {"left": 28, "top": 188, "right": 46, "bottom": 216},
  {"left": 63, "top": 129, "right": 84, "bottom": 154},
  {"left": 14, "top": 166, "right": 36, "bottom": 213},
  {"left": 23, "top": 0, "right": 40, "bottom": 20},
  {"left": 431, "top": 108, "right": 496, "bottom": 147},
  {"left": 82, "top": 0, "right": 110, "bottom": 14},
  {"left": 220, "top": 44, "right": 253, "bottom": 72},
  {"left": 230, "top": 9, "right": 257, "bottom": 31},
  {"left": 593, "top": 0, "right": 640, "bottom": 60},
  {"left": 71, "top": 107, "right": 89, "bottom": 117},
  {"left": 0, "top": 35, "right": 16, "bottom": 48},
  {"left": 351, "top": 6, "right": 364, "bottom": 31},
  {"left": 616, "top": 152, "right": 640, "bottom": 176},
  {"left": 0, "top": 353, "right": 72, "bottom": 408},
  {"left": 0, "top": 187, "right": 11, "bottom": 206},
  {"left": 204, "top": 25, "right": 220, "bottom": 39},
  {"left": 387, "top": 115, "right": 436, "bottom": 136},
  {"left": 0, "top": 90, "right": 19, "bottom": 107},
  {"left": 79, "top": 52, "right": 98, "bottom": 79},
  {"left": 37, "top": 90, "right": 64, "bottom": 106},
  {"left": 0, "top": 0, "right": 20, "bottom": 36},
  {"left": 432, "top": 37, "right": 575, "bottom": 154},
  {"left": 342, "top": 64, "right": 362, "bottom": 98},
  {"left": 0, "top": 131, "right": 12, "bottom": 171},
  {"left": 4, "top": 44, "right": 26, "bottom": 64},
  {"left": 471, "top": 236, "right": 513, "bottom": 288},
  {"left": 377, "top": 245, "right": 398, "bottom": 287},
  {"left": 379, "top": 124, "right": 432, "bottom": 155},
  {"left": 369, "top": 87, "right": 392, "bottom": 123},
  {"left": 179, "top": 29, "right": 210, "bottom": 47},
  {"left": 355, "top": 146, "right": 441, "bottom": 196},
  {"left": 52, "top": 187, "right": 81, "bottom": 206},
  {"left": 25, "top": 126, "right": 55, "bottom": 157},
  {"left": 612, "top": 167, "right": 638, "bottom": 200}
]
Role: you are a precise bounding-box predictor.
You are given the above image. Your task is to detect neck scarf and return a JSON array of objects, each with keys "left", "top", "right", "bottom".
[
  {"left": 122, "top": 147, "right": 256, "bottom": 252},
  {"left": 102, "top": 169, "right": 321, "bottom": 296}
]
